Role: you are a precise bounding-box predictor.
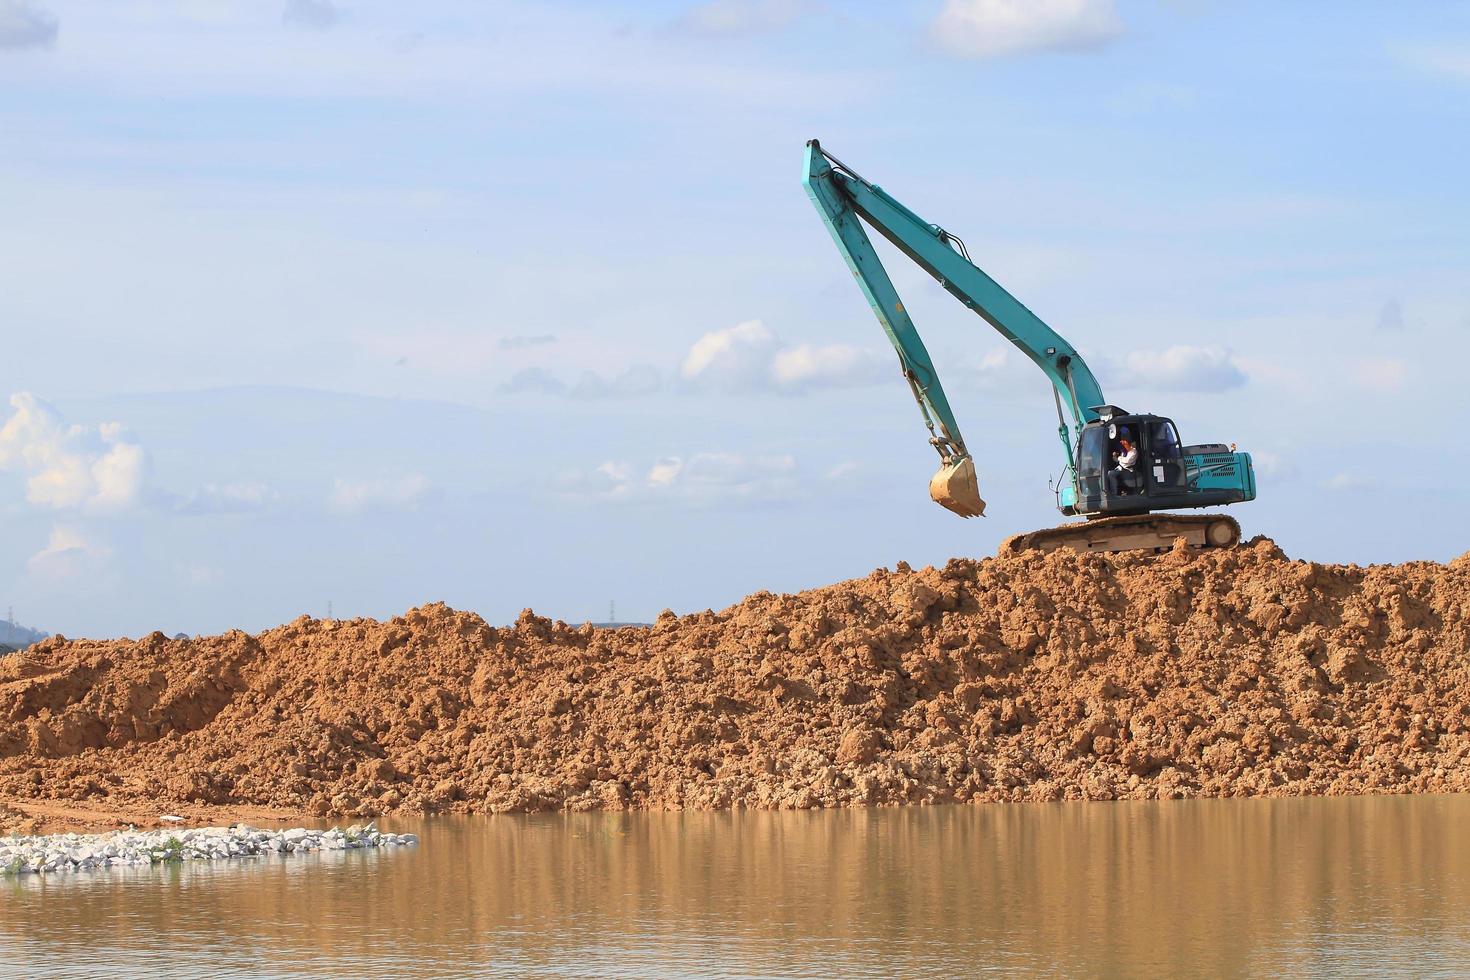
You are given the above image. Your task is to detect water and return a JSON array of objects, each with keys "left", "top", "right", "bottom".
[{"left": 3, "top": 795, "right": 1470, "bottom": 978}]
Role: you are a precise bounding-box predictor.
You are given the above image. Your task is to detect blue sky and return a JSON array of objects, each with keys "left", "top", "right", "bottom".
[{"left": 2, "top": 0, "right": 1468, "bottom": 637}]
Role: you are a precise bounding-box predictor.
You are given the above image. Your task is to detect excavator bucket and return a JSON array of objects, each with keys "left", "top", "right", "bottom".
[{"left": 929, "top": 457, "right": 985, "bottom": 518}]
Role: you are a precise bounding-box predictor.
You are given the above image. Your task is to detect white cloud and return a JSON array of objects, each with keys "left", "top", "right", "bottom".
[
  {"left": 931, "top": 0, "right": 1122, "bottom": 59},
  {"left": 27, "top": 525, "right": 111, "bottom": 580},
  {"left": 643, "top": 458, "right": 677, "bottom": 487},
  {"left": 681, "top": 320, "right": 781, "bottom": 389},
  {"left": 946, "top": 347, "right": 1039, "bottom": 396},
  {"left": 675, "top": 0, "right": 814, "bottom": 36},
  {"left": 0, "top": 393, "right": 148, "bottom": 513},
  {"left": 681, "top": 320, "right": 889, "bottom": 394},
  {"left": 1353, "top": 357, "right": 1408, "bottom": 392},
  {"left": 90, "top": 442, "right": 148, "bottom": 512},
  {"left": 0, "top": 0, "right": 57, "bottom": 50},
  {"left": 283, "top": 0, "right": 339, "bottom": 31},
  {"left": 1112, "top": 346, "right": 1248, "bottom": 392},
  {"left": 0, "top": 393, "right": 288, "bottom": 522},
  {"left": 328, "top": 474, "right": 430, "bottom": 514},
  {"left": 595, "top": 461, "right": 635, "bottom": 485},
  {"left": 560, "top": 452, "right": 799, "bottom": 506},
  {"left": 496, "top": 322, "right": 882, "bottom": 399},
  {"left": 174, "top": 481, "right": 280, "bottom": 516},
  {"left": 771, "top": 343, "right": 889, "bottom": 390}
]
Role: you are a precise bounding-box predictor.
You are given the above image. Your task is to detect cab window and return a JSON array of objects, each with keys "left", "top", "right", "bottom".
[
  {"left": 1149, "top": 420, "right": 1182, "bottom": 458},
  {"left": 1148, "top": 419, "right": 1186, "bottom": 490},
  {"left": 1079, "top": 427, "right": 1107, "bottom": 476},
  {"left": 1078, "top": 427, "right": 1107, "bottom": 498}
]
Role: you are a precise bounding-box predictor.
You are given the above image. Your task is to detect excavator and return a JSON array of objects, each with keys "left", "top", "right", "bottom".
[{"left": 802, "top": 140, "right": 1256, "bottom": 553}]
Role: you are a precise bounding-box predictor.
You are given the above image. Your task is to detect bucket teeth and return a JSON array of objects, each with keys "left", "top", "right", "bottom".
[{"left": 929, "top": 457, "right": 985, "bottom": 518}]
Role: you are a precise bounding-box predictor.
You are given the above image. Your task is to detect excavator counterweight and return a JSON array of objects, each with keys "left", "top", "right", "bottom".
[{"left": 801, "top": 139, "right": 1256, "bottom": 554}]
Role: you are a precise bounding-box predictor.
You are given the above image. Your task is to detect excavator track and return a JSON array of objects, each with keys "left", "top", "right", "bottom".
[{"left": 999, "top": 513, "right": 1241, "bottom": 556}]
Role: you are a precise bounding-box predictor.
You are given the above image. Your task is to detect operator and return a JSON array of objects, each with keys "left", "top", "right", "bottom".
[{"left": 1107, "top": 434, "right": 1139, "bottom": 496}]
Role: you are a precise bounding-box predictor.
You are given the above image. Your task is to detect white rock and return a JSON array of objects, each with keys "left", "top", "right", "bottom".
[{"left": 0, "top": 821, "right": 415, "bottom": 876}]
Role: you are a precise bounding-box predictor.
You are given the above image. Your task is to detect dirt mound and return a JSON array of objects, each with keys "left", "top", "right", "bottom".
[{"left": 2, "top": 538, "right": 1469, "bottom": 826}]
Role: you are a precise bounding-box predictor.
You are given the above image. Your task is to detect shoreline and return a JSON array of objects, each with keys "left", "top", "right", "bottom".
[
  {"left": 6, "top": 784, "right": 1468, "bottom": 837},
  {"left": 0, "top": 798, "right": 309, "bottom": 837}
]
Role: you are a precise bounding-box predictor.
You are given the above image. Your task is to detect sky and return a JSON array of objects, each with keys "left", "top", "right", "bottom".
[{"left": 1, "top": 0, "right": 1468, "bottom": 638}]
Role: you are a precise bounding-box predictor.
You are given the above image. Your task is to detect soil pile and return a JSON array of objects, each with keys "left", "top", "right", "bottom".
[{"left": 2, "top": 537, "right": 1469, "bottom": 827}]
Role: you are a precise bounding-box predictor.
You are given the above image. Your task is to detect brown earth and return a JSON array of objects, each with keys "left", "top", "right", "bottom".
[{"left": 2, "top": 537, "right": 1470, "bottom": 833}]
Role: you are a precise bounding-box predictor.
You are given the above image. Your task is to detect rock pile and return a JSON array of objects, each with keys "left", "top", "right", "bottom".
[
  {"left": 0, "top": 822, "right": 416, "bottom": 875},
  {"left": 0, "top": 537, "right": 1468, "bottom": 822}
]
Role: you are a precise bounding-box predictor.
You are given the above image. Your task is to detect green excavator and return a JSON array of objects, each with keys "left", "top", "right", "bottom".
[{"left": 803, "top": 140, "right": 1255, "bottom": 553}]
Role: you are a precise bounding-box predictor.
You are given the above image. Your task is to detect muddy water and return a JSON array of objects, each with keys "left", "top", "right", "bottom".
[{"left": 3, "top": 795, "right": 1470, "bottom": 977}]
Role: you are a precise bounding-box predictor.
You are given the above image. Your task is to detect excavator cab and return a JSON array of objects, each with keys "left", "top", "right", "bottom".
[{"left": 1072, "top": 411, "right": 1256, "bottom": 517}]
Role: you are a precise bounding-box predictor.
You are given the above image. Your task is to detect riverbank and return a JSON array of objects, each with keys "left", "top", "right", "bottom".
[
  {"left": 2, "top": 537, "right": 1468, "bottom": 832},
  {"left": 0, "top": 798, "right": 305, "bottom": 837}
]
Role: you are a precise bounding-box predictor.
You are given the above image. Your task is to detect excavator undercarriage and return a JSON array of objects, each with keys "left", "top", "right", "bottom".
[{"left": 1000, "top": 513, "right": 1241, "bottom": 556}]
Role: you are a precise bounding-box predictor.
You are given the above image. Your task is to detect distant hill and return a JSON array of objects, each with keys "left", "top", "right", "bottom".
[{"left": 0, "top": 620, "right": 49, "bottom": 651}]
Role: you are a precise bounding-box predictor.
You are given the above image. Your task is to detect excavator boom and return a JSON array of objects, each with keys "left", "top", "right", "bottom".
[
  {"left": 803, "top": 140, "right": 1107, "bottom": 516},
  {"left": 801, "top": 139, "right": 1256, "bottom": 549},
  {"left": 802, "top": 143, "right": 984, "bottom": 516}
]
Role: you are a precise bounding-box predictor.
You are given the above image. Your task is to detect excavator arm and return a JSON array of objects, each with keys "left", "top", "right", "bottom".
[{"left": 802, "top": 139, "right": 1109, "bottom": 517}]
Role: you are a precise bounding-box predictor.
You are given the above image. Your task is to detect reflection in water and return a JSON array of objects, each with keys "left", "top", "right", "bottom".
[{"left": 3, "top": 796, "right": 1470, "bottom": 977}]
